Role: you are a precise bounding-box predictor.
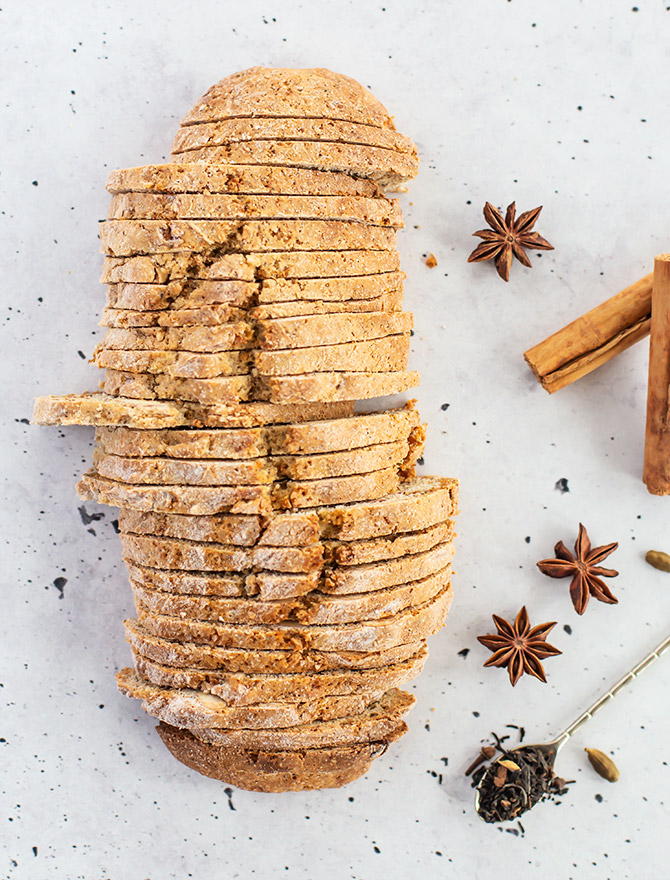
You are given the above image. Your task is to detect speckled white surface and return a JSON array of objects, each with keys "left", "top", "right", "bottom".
[{"left": 3, "top": 1, "right": 670, "bottom": 877}]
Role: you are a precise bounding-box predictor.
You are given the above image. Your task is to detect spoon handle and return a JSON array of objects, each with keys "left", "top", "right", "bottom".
[{"left": 553, "top": 632, "right": 670, "bottom": 750}]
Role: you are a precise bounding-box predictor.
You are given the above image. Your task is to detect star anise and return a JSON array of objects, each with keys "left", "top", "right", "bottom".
[
  {"left": 467, "top": 202, "right": 554, "bottom": 281},
  {"left": 477, "top": 606, "right": 561, "bottom": 686},
  {"left": 536, "top": 523, "right": 619, "bottom": 615}
]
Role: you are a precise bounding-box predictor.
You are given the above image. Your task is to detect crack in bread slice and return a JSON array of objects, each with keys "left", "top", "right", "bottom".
[
  {"left": 171, "top": 119, "right": 415, "bottom": 155},
  {"left": 180, "top": 68, "right": 397, "bottom": 131},
  {"left": 101, "top": 250, "right": 401, "bottom": 285},
  {"left": 99, "top": 219, "right": 397, "bottom": 258},
  {"left": 124, "top": 619, "right": 424, "bottom": 673},
  {"left": 108, "top": 193, "right": 403, "bottom": 226},
  {"left": 170, "top": 142, "right": 417, "bottom": 189},
  {"left": 135, "top": 583, "right": 452, "bottom": 652},
  {"left": 130, "top": 564, "right": 452, "bottom": 626},
  {"left": 129, "top": 646, "right": 425, "bottom": 705},
  {"left": 185, "top": 688, "right": 414, "bottom": 750}
]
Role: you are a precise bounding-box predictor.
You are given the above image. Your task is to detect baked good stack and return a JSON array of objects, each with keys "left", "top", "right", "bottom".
[{"left": 33, "top": 67, "right": 459, "bottom": 792}]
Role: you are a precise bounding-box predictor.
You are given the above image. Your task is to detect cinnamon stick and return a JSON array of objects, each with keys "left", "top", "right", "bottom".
[
  {"left": 643, "top": 255, "right": 670, "bottom": 495},
  {"left": 524, "top": 273, "right": 653, "bottom": 393}
]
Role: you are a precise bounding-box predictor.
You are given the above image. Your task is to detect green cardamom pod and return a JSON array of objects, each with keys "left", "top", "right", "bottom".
[
  {"left": 585, "top": 747, "right": 619, "bottom": 782},
  {"left": 645, "top": 550, "right": 670, "bottom": 572}
]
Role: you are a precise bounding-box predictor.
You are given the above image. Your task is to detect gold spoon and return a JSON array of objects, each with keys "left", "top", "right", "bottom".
[{"left": 475, "top": 632, "right": 670, "bottom": 819}]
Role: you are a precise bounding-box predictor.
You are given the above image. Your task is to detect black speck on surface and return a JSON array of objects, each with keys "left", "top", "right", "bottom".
[
  {"left": 595, "top": 793, "right": 603, "bottom": 803},
  {"left": 563, "top": 624, "right": 572, "bottom": 635},
  {"left": 373, "top": 846, "right": 381, "bottom": 854},
  {"left": 416, "top": 456, "right": 425, "bottom": 466},
  {"left": 78, "top": 505, "right": 104, "bottom": 526},
  {"left": 440, "top": 757, "right": 449, "bottom": 766},
  {"left": 554, "top": 477, "right": 570, "bottom": 493},
  {"left": 472, "top": 711, "right": 480, "bottom": 718},
  {"left": 111, "top": 519, "right": 120, "bottom": 533},
  {"left": 457, "top": 648, "right": 470, "bottom": 659},
  {"left": 440, "top": 403, "right": 450, "bottom": 411},
  {"left": 32, "top": 180, "right": 38, "bottom": 186},
  {"left": 18, "top": 418, "right": 30, "bottom": 425},
  {"left": 32, "top": 846, "right": 37, "bottom": 856},
  {"left": 524, "top": 536, "right": 531, "bottom": 544},
  {"left": 52, "top": 576, "right": 67, "bottom": 598},
  {"left": 77, "top": 350, "right": 86, "bottom": 359},
  {"left": 224, "top": 787, "right": 236, "bottom": 811}
]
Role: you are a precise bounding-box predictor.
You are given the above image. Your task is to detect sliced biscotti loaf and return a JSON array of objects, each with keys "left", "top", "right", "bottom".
[
  {"left": 101, "top": 250, "right": 401, "bottom": 285},
  {"left": 117, "top": 667, "right": 380, "bottom": 729},
  {"left": 325, "top": 521, "right": 455, "bottom": 566},
  {"left": 136, "top": 583, "right": 452, "bottom": 652},
  {"left": 256, "top": 311, "right": 412, "bottom": 349},
  {"left": 102, "top": 370, "right": 251, "bottom": 405},
  {"left": 170, "top": 142, "right": 418, "bottom": 189},
  {"left": 253, "top": 335, "right": 410, "bottom": 376},
  {"left": 119, "top": 509, "right": 265, "bottom": 546},
  {"left": 172, "top": 118, "right": 415, "bottom": 155},
  {"left": 131, "top": 565, "right": 451, "bottom": 626},
  {"left": 99, "top": 219, "right": 397, "bottom": 258},
  {"left": 32, "top": 393, "right": 186, "bottom": 428},
  {"left": 130, "top": 648, "right": 425, "bottom": 704},
  {"left": 180, "top": 68, "right": 397, "bottom": 130},
  {"left": 108, "top": 193, "right": 403, "bottom": 227},
  {"left": 99, "top": 324, "right": 254, "bottom": 352},
  {"left": 156, "top": 721, "right": 401, "bottom": 791},
  {"left": 322, "top": 543, "right": 455, "bottom": 595},
  {"left": 97, "top": 408, "right": 420, "bottom": 460},
  {"left": 124, "top": 619, "right": 425, "bottom": 673},
  {"left": 251, "top": 290, "right": 403, "bottom": 319},
  {"left": 187, "top": 688, "right": 414, "bottom": 750},
  {"left": 106, "top": 164, "right": 383, "bottom": 197}
]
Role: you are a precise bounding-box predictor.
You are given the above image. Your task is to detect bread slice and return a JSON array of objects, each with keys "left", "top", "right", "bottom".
[
  {"left": 121, "top": 533, "right": 322, "bottom": 574},
  {"left": 97, "top": 408, "right": 420, "bottom": 460},
  {"left": 257, "top": 370, "right": 420, "bottom": 403},
  {"left": 125, "top": 562, "right": 320, "bottom": 600},
  {"left": 102, "top": 370, "right": 252, "bottom": 405},
  {"left": 100, "top": 250, "right": 400, "bottom": 284},
  {"left": 106, "top": 163, "right": 383, "bottom": 197},
  {"left": 94, "top": 438, "right": 413, "bottom": 484},
  {"left": 108, "top": 193, "right": 403, "bottom": 226},
  {"left": 155, "top": 721, "right": 400, "bottom": 791},
  {"left": 325, "top": 520, "right": 454, "bottom": 566},
  {"left": 77, "top": 467, "right": 401, "bottom": 514},
  {"left": 32, "top": 392, "right": 185, "bottom": 428},
  {"left": 100, "top": 303, "right": 249, "bottom": 328},
  {"left": 116, "top": 667, "right": 380, "bottom": 729},
  {"left": 94, "top": 349, "right": 253, "bottom": 379},
  {"left": 99, "top": 219, "right": 397, "bottom": 258},
  {"left": 100, "top": 289, "right": 403, "bottom": 326},
  {"left": 180, "top": 68, "right": 396, "bottom": 130},
  {"left": 135, "top": 583, "right": 452, "bottom": 652},
  {"left": 170, "top": 142, "right": 418, "bottom": 189},
  {"left": 172, "top": 118, "right": 415, "bottom": 155},
  {"left": 131, "top": 564, "right": 451, "bottom": 626},
  {"left": 323, "top": 543, "right": 455, "bottom": 596},
  {"left": 257, "top": 311, "right": 412, "bottom": 349},
  {"left": 107, "top": 276, "right": 404, "bottom": 312},
  {"left": 120, "top": 509, "right": 265, "bottom": 546},
  {"left": 99, "top": 324, "right": 254, "bottom": 352},
  {"left": 130, "top": 647, "right": 425, "bottom": 704},
  {"left": 186, "top": 688, "right": 414, "bottom": 749},
  {"left": 124, "top": 619, "right": 425, "bottom": 672},
  {"left": 98, "top": 336, "right": 409, "bottom": 381}
]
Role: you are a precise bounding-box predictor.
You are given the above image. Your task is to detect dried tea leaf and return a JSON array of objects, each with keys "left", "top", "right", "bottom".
[
  {"left": 585, "top": 748, "right": 619, "bottom": 782},
  {"left": 645, "top": 550, "right": 670, "bottom": 572}
]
